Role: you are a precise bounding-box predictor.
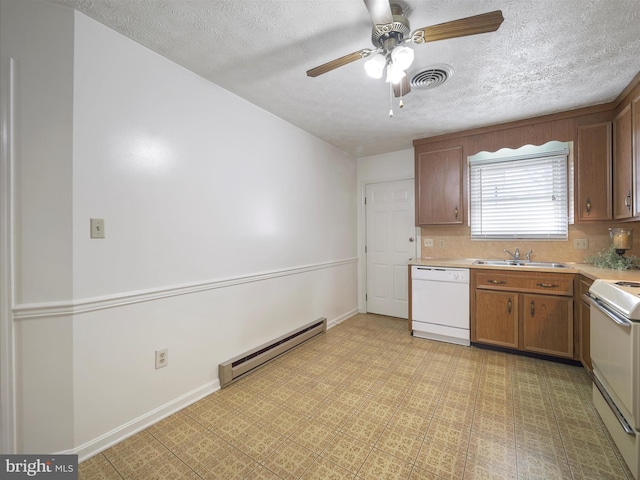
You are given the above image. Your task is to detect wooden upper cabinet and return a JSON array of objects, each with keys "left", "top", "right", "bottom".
[
  {"left": 415, "top": 147, "right": 464, "bottom": 226},
  {"left": 613, "top": 103, "right": 634, "bottom": 219},
  {"left": 576, "top": 122, "right": 612, "bottom": 221}
]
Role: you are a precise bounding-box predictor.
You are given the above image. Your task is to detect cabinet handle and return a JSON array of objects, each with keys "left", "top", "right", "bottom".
[
  {"left": 454, "top": 206, "right": 459, "bottom": 219},
  {"left": 586, "top": 198, "right": 591, "bottom": 214},
  {"left": 488, "top": 279, "right": 506, "bottom": 285},
  {"left": 625, "top": 191, "right": 631, "bottom": 211},
  {"left": 530, "top": 300, "right": 535, "bottom": 317},
  {"left": 507, "top": 297, "right": 512, "bottom": 314},
  {"left": 536, "top": 282, "right": 558, "bottom": 288}
]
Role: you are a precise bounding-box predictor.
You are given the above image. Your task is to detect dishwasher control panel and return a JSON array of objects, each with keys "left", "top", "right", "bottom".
[{"left": 412, "top": 266, "right": 470, "bottom": 283}]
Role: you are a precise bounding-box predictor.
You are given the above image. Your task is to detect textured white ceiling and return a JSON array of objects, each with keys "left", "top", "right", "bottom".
[{"left": 46, "top": 0, "right": 640, "bottom": 157}]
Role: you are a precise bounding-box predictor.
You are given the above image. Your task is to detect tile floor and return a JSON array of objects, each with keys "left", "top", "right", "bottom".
[{"left": 79, "top": 313, "right": 633, "bottom": 479}]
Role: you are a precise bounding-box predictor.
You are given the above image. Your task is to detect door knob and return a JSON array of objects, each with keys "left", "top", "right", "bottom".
[{"left": 409, "top": 237, "right": 414, "bottom": 242}]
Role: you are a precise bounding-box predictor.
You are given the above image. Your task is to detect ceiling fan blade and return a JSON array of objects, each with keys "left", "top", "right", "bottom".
[
  {"left": 363, "top": 0, "right": 394, "bottom": 26},
  {"left": 306, "top": 49, "right": 371, "bottom": 77},
  {"left": 411, "top": 10, "right": 504, "bottom": 44},
  {"left": 393, "top": 76, "right": 411, "bottom": 98}
]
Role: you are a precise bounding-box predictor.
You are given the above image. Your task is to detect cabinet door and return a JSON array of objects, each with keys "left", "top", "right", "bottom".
[
  {"left": 416, "top": 147, "right": 463, "bottom": 225},
  {"left": 613, "top": 104, "right": 633, "bottom": 219},
  {"left": 474, "top": 290, "right": 518, "bottom": 349},
  {"left": 576, "top": 122, "right": 612, "bottom": 221},
  {"left": 575, "top": 276, "right": 593, "bottom": 372},
  {"left": 578, "top": 297, "right": 592, "bottom": 372},
  {"left": 522, "top": 294, "right": 573, "bottom": 358}
]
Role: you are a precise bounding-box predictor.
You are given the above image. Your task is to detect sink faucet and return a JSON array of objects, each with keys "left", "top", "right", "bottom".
[
  {"left": 526, "top": 250, "right": 533, "bottom": 261},
  {"left": 504, "top": 248, "right": 520, "bottom": 260}
]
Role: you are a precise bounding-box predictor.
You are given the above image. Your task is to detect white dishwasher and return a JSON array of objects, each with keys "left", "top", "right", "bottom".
[{"left": 411, "top": 266, "right": 470, "bottom": 346}]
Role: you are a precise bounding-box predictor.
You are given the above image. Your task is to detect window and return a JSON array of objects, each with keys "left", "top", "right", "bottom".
[{"left": 469, "top": 142, "right": 570, "bottom": 240}]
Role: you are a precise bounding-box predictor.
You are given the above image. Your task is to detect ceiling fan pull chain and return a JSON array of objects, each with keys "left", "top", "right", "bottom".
[{"left": 389, "top": 81, "right": 394, "bottom": 118}]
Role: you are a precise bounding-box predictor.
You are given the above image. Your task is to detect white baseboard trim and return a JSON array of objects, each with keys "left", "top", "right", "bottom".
[
  {"left": 74, "top": 379, "right": 220, "bottom": 462},
  {"left": 327, "top": 309, "right": 359, "bottom": 329}
]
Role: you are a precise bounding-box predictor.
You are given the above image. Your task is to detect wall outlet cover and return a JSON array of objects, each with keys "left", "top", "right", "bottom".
[
  {"left": 155, "top": 348, "right": 168, "bottom": 369},
  {"left": 573, "top": 239, "right": 589, "bottom": 250}
]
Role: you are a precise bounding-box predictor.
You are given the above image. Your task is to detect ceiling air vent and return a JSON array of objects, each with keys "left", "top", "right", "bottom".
[{"left": 411, "top": 64, "right": 454, "bottom": 90}]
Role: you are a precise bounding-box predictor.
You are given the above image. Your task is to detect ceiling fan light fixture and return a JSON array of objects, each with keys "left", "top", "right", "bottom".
[
  {"left": 390, "top": 45, "right": 414, "bottom": 71},
  {"left": 385, "top": 61, "right": 406, "bottom": 84},
  {"left": 364, "top": 53, "right": 386, "bottom": 79}
]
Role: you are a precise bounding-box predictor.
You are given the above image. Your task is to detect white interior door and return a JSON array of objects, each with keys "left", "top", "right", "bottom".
[{"left": 365, "top": 179, "right": 416, "bottom": 318}]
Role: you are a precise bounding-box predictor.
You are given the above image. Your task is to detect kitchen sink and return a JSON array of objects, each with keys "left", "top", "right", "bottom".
[{"left": 473, "top": 260, "right": 571, "bottom": 268}]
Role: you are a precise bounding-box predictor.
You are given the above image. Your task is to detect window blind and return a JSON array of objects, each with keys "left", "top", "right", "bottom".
[{"left": 469, "top": 153, "right": 569, "bottom": 239}]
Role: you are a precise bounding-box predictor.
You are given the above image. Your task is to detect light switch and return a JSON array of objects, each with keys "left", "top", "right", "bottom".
[{"left": 90, "top": 218, "right": 105, "bottom": 239}]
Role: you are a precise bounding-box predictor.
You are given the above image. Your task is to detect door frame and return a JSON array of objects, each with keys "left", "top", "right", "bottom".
[
  {"left": 0, "top": 56, "right": 16, "bottom": 453},
  {"left": 359, "top": 177, "right": 419, "bottom": 314}
]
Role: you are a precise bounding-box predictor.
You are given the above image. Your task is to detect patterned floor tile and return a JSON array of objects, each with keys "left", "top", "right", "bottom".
[
  {"left": 386, "top": 408, "right": 432, "bottom": 438},
  {"left": 262, "top": 438, "right": 317, "bottom": 479},
  {"left": 516, "top": 448, "right": 572, "bottom": 480},
  {"left": 341, "top": 411, "right": 387, "bottom": 445},
  {"left": 320, "top": 432, "right": 373, "bottom": 474},
  {"left": 78, "top": 314, "right": 632, "bottom": 480},
  {"left": 311, "top": 400, "right": 357, "bottom": 430},
  {"left": 356, "top": 448, "right": 413, "bottom": 480},
  {"left": 462, "top": 457, "right": 518, "bottom": 480},
  {"left": 414, "top": 440, "right": 467, "bottom": 479},
  {"left": 243, "top": 464, "right": 286, "bottom": 479},
  {"left": 466, "top": 433, "right": 517, "bottom": 474},
  {"left": 299, "top": 456, "right": 356, "bottom": 480},
  {"left": 471, "top": 411, "right": 516, "bottom": 443},
  {"left": 233, "top": 423, "right": 285, "bottom": 463},
  {"left": 288, "top": 420, "right": 339, "bottom": 454},
  {"left": 102, "top": 431, "right": 172, "bottom": 478},
  {"left": 77, "top": 454, "right": 122, "bottom": 480},
  {"left": 425, "top": 419, "right": 472, "bottom": 452},
  {"left": 374, "top": 425, "right": 424, "bottom": 464}
]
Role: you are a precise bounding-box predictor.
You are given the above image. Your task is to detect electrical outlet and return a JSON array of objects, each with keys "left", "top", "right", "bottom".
[
  {"left": 155, "top": 348, "right": 168, "bottom": 369},
  {"left": 90, "top": 218, "right": 105, "bottom": 239},
  {"left": 439, "top": 239, "right": 446, "bottom": 248},
  {"left": 573, "top": 239, "right": 589, "bottom": 250},
  {"left": 424, "top": 238, "right": 434, "bottom": 247}
]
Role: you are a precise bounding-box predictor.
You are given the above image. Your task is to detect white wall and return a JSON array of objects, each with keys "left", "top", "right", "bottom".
[
  {"left": 2, "top": 1, "right": 358, "bottom": 457},
  {"left": 356, "top": 149, "right": 415, "bottom": 311}
]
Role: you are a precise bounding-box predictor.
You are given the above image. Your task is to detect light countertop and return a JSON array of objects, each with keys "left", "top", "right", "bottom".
[{"left": 409, "top": 257, "right": 640, "bottom": 282}]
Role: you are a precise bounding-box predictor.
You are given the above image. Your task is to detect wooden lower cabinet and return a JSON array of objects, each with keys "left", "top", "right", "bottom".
[
  {"left": 471, "top": 269, "right": 575, "bottom": 359},
  {"left": 521, "top": 293, "right": 573, "bottom": 358},
  {"left": 575, "top": 276, "right": 594, "bottom": 373},
  {"left": 474, "top": 290, "right": 518, "bottom": 349}
]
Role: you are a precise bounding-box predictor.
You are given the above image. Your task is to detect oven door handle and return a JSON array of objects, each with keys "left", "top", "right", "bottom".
[{"left": 584, "top": 293, "right": 632, "bottom": 328}]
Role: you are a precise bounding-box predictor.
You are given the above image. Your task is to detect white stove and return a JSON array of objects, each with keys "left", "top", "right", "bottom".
[
  {"left": 589, "top": 279, "right": 640, "bottom": 321},
  {"left": 588, "top": 277, "right": 640, "bottom": 479}
]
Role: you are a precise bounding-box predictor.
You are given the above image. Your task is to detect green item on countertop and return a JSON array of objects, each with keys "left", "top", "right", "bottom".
[{"left": 585, "top": 246, "right": 640, "bottom": 270}]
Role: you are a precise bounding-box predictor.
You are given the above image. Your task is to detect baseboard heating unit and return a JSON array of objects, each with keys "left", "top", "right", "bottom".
[{"left": 218, "top": 317, "right": 326, "bottom": 387}]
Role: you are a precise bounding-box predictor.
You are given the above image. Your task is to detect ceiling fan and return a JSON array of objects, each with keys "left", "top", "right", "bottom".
[{"left": 306, "top": 0, "right": 504, "bottom": 102}]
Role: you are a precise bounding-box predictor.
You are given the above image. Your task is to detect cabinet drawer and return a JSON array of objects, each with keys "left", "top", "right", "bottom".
[
  {"left": 475, "top": 270, "right": 574, "bottom": 296},
  {"left": 577, "top": 275, "right": 594, "bottom": 299}
]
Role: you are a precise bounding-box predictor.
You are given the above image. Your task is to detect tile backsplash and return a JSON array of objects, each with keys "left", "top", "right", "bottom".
[{"left": 419, "top": 221, "right": 640, "bottom": 263}]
